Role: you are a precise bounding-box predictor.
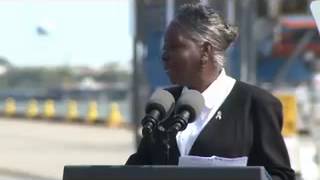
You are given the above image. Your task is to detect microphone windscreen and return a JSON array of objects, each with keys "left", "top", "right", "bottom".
[
  {"left": 145, "top": 89, "right": 175, "bottom": 119},
  {"left": 176, "top": 89, "right": 205, "bottom": 122}
]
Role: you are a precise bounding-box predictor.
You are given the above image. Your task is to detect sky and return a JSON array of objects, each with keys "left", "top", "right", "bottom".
[{"left": 0, "top": 0, "right": 133, "bottom": 68}]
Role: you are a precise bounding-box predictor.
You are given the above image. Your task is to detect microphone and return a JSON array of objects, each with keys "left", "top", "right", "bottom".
[
  {"left": 168, "top": 90, "right": 204, "bottom": 134},
  {"left": 141, "top": 89, "right": 175, "bottom": 137}
]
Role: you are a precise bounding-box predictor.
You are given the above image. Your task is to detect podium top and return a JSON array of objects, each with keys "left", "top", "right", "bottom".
[{"left": 63, "top": 165, "right": 270, "bottom": 180}]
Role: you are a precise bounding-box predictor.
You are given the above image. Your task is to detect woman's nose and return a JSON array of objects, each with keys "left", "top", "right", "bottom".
[
  {"left": 161, "top": 52, "right": 168, "bottom": 62},
  {"left": 161, "top": 53, "right": 170, "bottom": 70}
]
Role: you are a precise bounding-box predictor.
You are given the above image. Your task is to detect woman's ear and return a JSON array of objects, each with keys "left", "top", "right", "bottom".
[{"left": 200, "top": 42, "right": 213, "bottom": 66}]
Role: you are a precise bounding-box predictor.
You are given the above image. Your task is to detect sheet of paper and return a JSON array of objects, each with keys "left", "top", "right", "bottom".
[
  {"left": 178, "top": 155, "right": 213, "bottom": 167},
  {"left": 210, "top": 156, "right": 248, "bottom": 167},
  {"left": 311, "top": 0, "right": 320, "bottom": 33},
  {"left": 178, "top": 155, "right": 248, "bottom": 167}
]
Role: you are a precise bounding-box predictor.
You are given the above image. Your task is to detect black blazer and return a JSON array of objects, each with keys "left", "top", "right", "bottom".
[{"left": 126, "top": 81, "right": 295, "bottom": 180}]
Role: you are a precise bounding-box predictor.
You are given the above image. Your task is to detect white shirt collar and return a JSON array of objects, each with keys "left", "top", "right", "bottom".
[{"left": 182, "top": 69, "right": 232, "bottom": 109}]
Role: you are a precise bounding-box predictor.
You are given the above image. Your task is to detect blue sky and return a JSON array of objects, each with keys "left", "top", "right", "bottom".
[{"left": 0, "top": 0, "right": 133, "bottom": 68}]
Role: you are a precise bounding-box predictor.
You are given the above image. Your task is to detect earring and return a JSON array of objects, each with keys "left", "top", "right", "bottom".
[{"left": 201, "top": 56, "right": 208, "bottom": 64}]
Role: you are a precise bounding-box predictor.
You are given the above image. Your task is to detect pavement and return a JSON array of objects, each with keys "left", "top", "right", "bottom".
[
  {"left": 0, "top": 118, "right": 135, "bottom": 180},
  {"left": 0, "top": 118, "right": 319, "bottom": 180}
]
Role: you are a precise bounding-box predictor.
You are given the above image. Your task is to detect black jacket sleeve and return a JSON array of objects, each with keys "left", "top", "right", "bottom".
[
  {"left": 125, "top": 136, "right": 152, "bottom": 165},
  {"left": 248, "top": 92, "right": 295, "bottom": 180}
]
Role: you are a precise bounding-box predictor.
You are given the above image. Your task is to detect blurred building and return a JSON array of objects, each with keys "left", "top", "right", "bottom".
[{"left": 131, "top": 1, "right": 320, "bottom": 178}]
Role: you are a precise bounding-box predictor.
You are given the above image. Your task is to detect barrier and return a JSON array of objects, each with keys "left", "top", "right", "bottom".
[
  {"left": 86, "top": 100, "right": 99, "bottom": 124},
  {"left": 4, "top": 97, "right": 16, "bottom": 117},
  {"left": 43, "top": 99, "right": 55, "bottom": 119},
  {"left": 274, "top": 93, "right": 301, "bottom": 176},
  {"left": 26, "top": 99, "right": 39, "bottom": 119},
  {"left": 106, "top": 102, "right": 124, "bottom": 128},
  {"left": 66, "top": 99, "right": 79, "bottom": 122},
  {"left": 274, "top": 94, "right": 298, "bottom": 137},
  {"left": 0, "top": 97, "right": 127, "bottom": 128}
]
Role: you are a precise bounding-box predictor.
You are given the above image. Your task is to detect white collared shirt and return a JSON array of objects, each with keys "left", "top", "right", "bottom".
[{"left": 176, "top": 69, "right": 236, "bottom": 156}]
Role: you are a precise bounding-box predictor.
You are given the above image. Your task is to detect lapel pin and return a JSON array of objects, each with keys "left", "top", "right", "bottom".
[{"left": 215, "top": 111, "right": 222, "bottom": 120}]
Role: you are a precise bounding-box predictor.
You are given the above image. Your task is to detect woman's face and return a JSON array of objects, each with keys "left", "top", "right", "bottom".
[{"left": 162, "top": 22, "right": 202, "bottom": 87}]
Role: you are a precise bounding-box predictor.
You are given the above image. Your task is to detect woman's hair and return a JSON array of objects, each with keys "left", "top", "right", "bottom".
[{"left": 174, "top": 3, "right": 238, "bottom": 68}]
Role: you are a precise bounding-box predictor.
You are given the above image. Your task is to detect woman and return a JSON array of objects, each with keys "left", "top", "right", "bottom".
[{"left": 126, "top": 3, "right": 295, "bottom": 180}]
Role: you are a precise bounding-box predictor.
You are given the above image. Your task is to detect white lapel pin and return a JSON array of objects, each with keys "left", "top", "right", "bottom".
[{"left": 215, "top": 111, "right": 222, "bottom": 120}]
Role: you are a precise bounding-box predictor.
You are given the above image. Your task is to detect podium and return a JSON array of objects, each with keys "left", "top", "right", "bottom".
[{"left": 63, "top": 165, "right": 270, "bottom": 180}]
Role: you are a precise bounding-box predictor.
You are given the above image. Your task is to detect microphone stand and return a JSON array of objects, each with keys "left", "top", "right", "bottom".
[
  {"left": 158, "top": 125, "right": 172, "bottom": 165},
  {"left": 164, "top": 132, "right": 171, "bottom": 165}
]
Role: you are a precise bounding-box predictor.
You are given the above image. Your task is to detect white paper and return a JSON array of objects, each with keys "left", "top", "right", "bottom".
[
  {"left": 178, "top": 155, "right": 248, "bottom": 167},
  {"left": 311, "top": 0, "right": 320, "bottom": 33},
  {"left": 210, "top": 156, "right": 248, "bottom": 166},
  {"left": 178, "top": 155, "right": 214, "bottom": 167}
]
